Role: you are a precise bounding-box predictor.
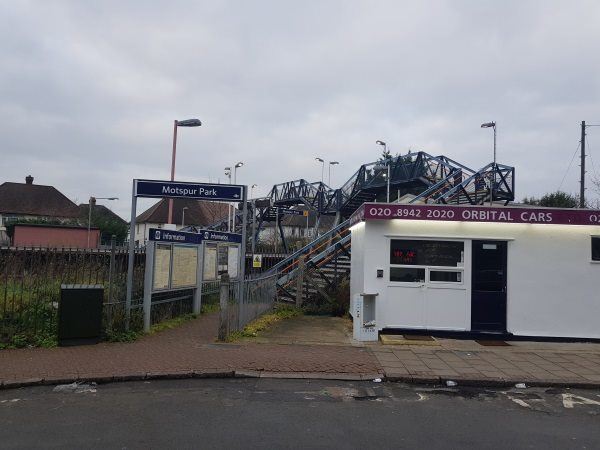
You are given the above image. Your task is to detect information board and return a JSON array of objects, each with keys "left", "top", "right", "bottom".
[
  {"left": 171, "top": 245, "right": 198, "bottom": 288},
  {"left": 228, "top": 246, "right": 239, "bottom": 279},
  {"left": 203, "top": 244, "right": 217, "bottom": 280},
  {"left": 153, "top": 244, "right": 172, "bottom": 290}
]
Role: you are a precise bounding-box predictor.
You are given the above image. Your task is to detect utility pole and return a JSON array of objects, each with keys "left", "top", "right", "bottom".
[{"left": 580, "top": 120, "right": 586, "bottom": 208}]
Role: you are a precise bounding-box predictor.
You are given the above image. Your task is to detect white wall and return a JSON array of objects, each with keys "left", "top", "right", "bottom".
[
  {"left": 351, "top": 219, "right": 600, "bottom": 339},
  {"left": 134, "top": 222, "right": 163, "bottom": 245}
]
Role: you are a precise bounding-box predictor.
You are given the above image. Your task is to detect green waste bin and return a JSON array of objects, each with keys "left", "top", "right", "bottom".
[{"left": 58, "top": 284, "right": 104, "bottom": 346}]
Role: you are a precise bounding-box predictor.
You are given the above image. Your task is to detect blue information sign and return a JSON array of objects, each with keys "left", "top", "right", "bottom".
[
  {"left": 196, "top": 229, "right": 243, "bottom": 244},
  {"left": 149, "top": 228, "right": 242, "bottom": 244},
  {"left": 135, "top": 179, "right": 244, "bottom": 202},
  {"left": 149, "top": 229, "right": 203, "bottom": 244}
]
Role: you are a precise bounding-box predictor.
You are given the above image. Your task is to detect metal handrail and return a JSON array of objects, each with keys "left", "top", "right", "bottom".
[{"left": 265, "top": 218, "right": 351, "bottom": 275}]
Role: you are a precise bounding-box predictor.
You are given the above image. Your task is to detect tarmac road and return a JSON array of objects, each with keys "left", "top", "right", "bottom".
[{"left": 1, "top": 378, "right": 599, "bottom": 449}]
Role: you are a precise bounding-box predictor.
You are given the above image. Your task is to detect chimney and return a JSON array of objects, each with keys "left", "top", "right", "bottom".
[{"left": 25, "top": 175, "right": 34, "bottom": 185}]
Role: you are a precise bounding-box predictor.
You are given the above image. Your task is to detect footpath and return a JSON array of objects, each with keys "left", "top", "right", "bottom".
[{"left": 2, "top": 314, "right": 600, "bottom": 389}]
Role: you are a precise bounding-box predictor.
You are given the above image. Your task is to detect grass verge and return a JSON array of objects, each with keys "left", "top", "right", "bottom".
[{"left": 226, "top": 304, "right": 302, "bottom": 342}]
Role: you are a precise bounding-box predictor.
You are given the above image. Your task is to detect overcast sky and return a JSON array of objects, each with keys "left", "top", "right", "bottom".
[{"left": 1, "top": 0, "right": 600, "bottom": 218}]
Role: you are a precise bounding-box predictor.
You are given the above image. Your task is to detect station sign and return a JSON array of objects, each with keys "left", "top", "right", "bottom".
[
  {"left": 357, "top": 203, "right": 600, "bottom": 226},
  {"left": 149, "top": 228, "right": 242, "bottom": 244},
  {"left": 135, "top": 179, "right": 244, "bottom": 202},
  {"left": 278, "top": 208, "right": 308, "bottom": 216}
]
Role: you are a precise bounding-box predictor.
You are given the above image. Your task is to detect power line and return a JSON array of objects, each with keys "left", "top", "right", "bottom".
[{"left": 558, "top": 141, "right": 581, "bottom": 191}]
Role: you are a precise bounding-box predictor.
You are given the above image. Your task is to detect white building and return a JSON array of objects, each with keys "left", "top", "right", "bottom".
[{"left": 350, "top": 202, "right": 600, "bottom": 341}]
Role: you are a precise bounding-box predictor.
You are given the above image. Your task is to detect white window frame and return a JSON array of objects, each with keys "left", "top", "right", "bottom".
[{"left": 388, "top": 238, "right": 466, "bottom": 287}]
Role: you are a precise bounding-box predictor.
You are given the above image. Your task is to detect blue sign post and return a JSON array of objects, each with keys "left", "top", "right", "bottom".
[{"left": 125, "top": 178, "right": 248, "bottom": 331}]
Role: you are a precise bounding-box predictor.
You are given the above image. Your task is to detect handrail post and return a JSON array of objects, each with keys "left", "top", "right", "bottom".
[{"left": 218, "top": 274, "right": 231, "bottom": 341}]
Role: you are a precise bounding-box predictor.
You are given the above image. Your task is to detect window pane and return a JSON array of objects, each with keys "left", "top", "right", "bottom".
[
  {"left": 430, "top": 270, "right": 462, "bottom": 282},
  {"left": 390, "top": 240, "right": 464, "bottom": 266},
  {"left": 390, "top": 267, "right": 425, "bottom": 283},
  {"left": 593, "top": 237, "right": 600, "bottom": 261}
]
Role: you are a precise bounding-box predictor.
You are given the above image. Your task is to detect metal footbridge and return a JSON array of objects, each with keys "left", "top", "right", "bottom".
[{"left": 210, "top": 151, "right": 515, "bottom": 305}]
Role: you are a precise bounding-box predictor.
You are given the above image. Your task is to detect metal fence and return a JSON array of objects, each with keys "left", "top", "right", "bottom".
[
  {"left": 0, "top": 245, "right": 146, "bottom": 346},
  {"left": 1, "top": 245, "right": 279, "bottom": 346},
  {"left": 219, "top": 273, "right": 278, "bottom": 339}
]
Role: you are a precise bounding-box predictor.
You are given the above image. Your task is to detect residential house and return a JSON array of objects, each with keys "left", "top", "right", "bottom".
[
  {"left": 257, "top": 208, "right": 336, "bottom": 248},
  {"left": 134, "top": 198, "right": 229, "bottom": 245},
  {"left": 0, "top": 175, "right": 80, "bottom": 245}
]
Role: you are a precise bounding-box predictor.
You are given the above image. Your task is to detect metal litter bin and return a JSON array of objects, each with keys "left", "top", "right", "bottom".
[{"left": 58, "top": 284, "right": 104, "bottom": 346}]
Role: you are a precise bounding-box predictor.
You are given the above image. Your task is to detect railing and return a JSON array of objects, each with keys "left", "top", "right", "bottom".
[
  {"left": 265, "top": 218, "right": 350, "bottom": 277},
  {"left": 437, "top": 163, "right": 515, "bottom": 205},
  {"left": 0, "top": 245, "right": 146, "bottom": 346},
  {"left": 218, "top": 273, "right": 278, "bottom": 338}
]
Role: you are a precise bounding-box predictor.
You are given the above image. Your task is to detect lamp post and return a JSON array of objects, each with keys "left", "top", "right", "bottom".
[
  {"left": 224, "top": 167, "right": 232, "bottom": 231},
  {"left": 315, "top": 157, "right": 325, "bottom": 184},
  {"left": 168, "top": 118, "right": 202, "bottom": 224},
  {"left": 328, "top": 161, "right": 339, "bottom": 186},
  {"left": 481, "top": 122, "right": 497, "bottom": 206},
  {"left": 88, "top": 196, "right": 118, "bottom": 248},
  {"left": 376, "top": 140, "right": 387, "bottom": 157},
  {"left": 230, "top": 162, "right": 244, "bottom": 232},
  {"left": 181, "top": 206, "right": 189, "bottom": 228},
  {"left": 376, "top": 140, "right": 390, "bottom": 202},
  {"left": 373, "top": 164, "right": 391, "bottom": 203},
  {"left": 250, "top": 183, "right": 257, "bottom": 198}
]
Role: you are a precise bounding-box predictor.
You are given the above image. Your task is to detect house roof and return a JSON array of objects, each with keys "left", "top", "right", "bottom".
[
  {"left": 0, "top": 179, "right": 80, "bottom": 218},
  {"left": 136, "top": 198, "right": 229, "bottom": 226},
  {"left": 78, "top": 204, "right": 127, "bottom": 225}
]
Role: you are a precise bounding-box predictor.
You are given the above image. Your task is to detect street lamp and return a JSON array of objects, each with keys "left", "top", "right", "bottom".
[
  {"left": 168, "top": 118, "right": 202, "bottom": 224},
  {"left": 481, "top": 121, "right": 497, "bottom": 206},
  {"left": 328, "top": 161, "right": 339, "bottom": 186},
  {"left": 88, "top": 196, "right": 118, "bottom": 248},
  {"left": 315, "top": 157, "right": 325, "bottom": 184},
  {"left": 251, "top": 183, "right": 258, "bottom": 198},
  {"left": 375, "top": 140, "right": 390, "bottom": 202},
  {"left": 233, "top": 161, "right": 244, "bottom": 184},
  {"left": 181, "top": 206, "right": 189, "bottom": 228}
]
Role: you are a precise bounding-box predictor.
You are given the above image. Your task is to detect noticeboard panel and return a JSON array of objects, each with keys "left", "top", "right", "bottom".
[
  {"left": 228, "top": 245, "right": 239, "bottom": 278},
  {"left": 171, "top": 245, "right": 198, "bottom": 288},
  {"left": 203, "top": 243, "right": 217, "bottom": 280},
  {"left": 153, "top": 244, "right": 172, "bottom": 290}
]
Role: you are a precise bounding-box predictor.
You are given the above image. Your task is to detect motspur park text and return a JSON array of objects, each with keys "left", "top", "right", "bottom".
[{"left": 161, "top": 185, "right": 220, "bottom": 198}]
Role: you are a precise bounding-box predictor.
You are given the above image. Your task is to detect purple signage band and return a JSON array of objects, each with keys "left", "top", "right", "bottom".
[{"left": 355, "top": 203, "right": 600, "bottom": 226}]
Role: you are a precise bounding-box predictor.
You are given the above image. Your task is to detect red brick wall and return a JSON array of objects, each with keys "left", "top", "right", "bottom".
[{"left": 12, "top": 225, "right": 100, "bottom": 248}]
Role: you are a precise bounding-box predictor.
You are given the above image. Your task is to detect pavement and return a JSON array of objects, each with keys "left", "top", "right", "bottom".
[
  {"left": 370, "top": 338, "right": 600, "bottom": 387},
  {"left": 0, "top": 314, "right": 380, "bottom": 389},
  {"left": 2, "top": 379, "right": 600, "bottom": 449},
  {"left": 2, "top": 313, "right": 600, "bottom": 390}
]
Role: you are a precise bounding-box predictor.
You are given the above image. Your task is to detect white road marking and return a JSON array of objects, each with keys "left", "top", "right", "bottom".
[
  {"left": 508, "top": 396, "right": 531, "bottom": 408},
  {"left": 562, "top": 394, "right": 600, "bottom": 409}
]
